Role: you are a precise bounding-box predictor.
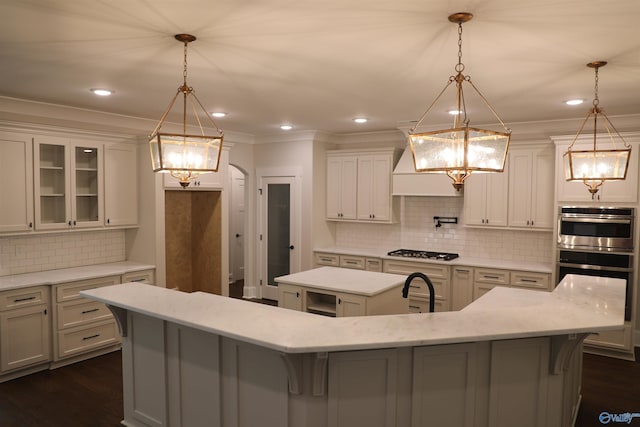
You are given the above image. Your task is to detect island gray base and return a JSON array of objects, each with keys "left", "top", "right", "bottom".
[{"left": 119, "top": 311, "right": 584, "bottom": 427}]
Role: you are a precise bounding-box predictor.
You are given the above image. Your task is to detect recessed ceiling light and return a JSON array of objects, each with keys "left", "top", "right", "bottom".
[
  {"left": 211, "top": 112, "right": 227, "bottom": 118},
  {"left": 280, "top": 124, "right": 293, "bottom": 130},
  {"left": 565, "top": 99, "right": 584, "bottom": 106},
  {"left": 353, "top": 117, "right": 368, "bottom": 124},
  {"left": 90, "top": 88, "right": 113, "bottom": 96}
]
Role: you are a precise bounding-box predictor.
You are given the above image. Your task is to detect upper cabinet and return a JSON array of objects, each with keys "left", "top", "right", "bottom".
[
  {"left": 326, "top": 154, "right": 358, "bottom": 220},
  {"left": 508, "top": 145, "right": 554, "bottom": 230},
  {"left": 0, "top": 128, "right": 139, "bottom": 235},
  {"left": 556, "top": 135, "right": 640, "bottom": 203},
  {"left": 162, "top": 146, "right": 228, "bottom": 190},
  {"left": 34, "top": 136, "right": 103, "bottom": 230},
  {"left": 463, "top": 168, "right": 509, "bottom": 227},
  {"left": 0, "top": 131, "right": 34, "bottom": 233},
  {"left": 326, "top": 149, "right": 400, "bottom": 223},
  {"left": 554, "top": 135, "right": 639, "bottom": 204},
  {"left": 104, "top": 143, "right": 138, "bottom": 227}
]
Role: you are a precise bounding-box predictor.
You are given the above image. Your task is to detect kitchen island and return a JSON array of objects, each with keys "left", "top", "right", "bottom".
[
  {"left": 275, "top": 266, "right": 408, "bottom": 316},
  {"left": 82, "top": 274, "right": 625, "bottom": 427}
]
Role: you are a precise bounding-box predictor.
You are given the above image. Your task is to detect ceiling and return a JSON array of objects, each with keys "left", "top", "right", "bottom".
[{"left": 1, "top": 0, "right": 639, "bottom": 136}]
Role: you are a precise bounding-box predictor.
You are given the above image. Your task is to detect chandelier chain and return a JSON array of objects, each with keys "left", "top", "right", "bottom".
[
  {"left": 183, "top": 41, "right": 189, "bottom": 86},
  {"left": 455, "top": 22, "right": 465, "bottom": 73},
  {"left": 593, "top": 66, "right": 600, "bottom": 107}
]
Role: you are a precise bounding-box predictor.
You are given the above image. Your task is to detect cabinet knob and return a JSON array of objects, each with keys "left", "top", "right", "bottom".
[
  {"left": 289, "top": 245, "right": 295, "bottom": 250},
  {"left": 29, "top": 222, "right": 33, "bottom": 229},
  {"left": 338, "top": 298, "right": 341, "bottom": 304},
  {"left": 107, "top": 218, "right": 110, "bottom": 225}
]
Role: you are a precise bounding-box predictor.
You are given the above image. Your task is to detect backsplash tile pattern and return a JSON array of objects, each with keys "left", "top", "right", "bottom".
[
  {"left": 0, "top": 230, "right": 125, "bottom": 276},
  {"left": 335, "top": 197, "right": 554, "bottom": 264}
]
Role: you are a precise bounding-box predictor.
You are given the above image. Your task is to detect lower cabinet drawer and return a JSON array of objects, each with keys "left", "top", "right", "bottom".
[
  {"left": 0, "top": 286, "right": 49, "bottom": 311},
  {"left": 315, "top": 253, "right": 339, "bottom": 267},
  {"left": 339, "top": 255, "right": 365, "bottom": 270},
  {"left": 56, "top": 320, "right": 119, "bottom": 360},
  {"left": 511, "top": 271, "right": 550, "bottom": 290},
  {"left": 56, "top": 299, "right": 113, "bottom": 330},
  {"left": 407, "top": 296, "right": 446, "bottom": 313}
]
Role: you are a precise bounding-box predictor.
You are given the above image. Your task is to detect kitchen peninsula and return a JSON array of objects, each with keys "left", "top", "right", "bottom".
[{"left": 82, "top": 274, "right": 625, "bottom": 427}]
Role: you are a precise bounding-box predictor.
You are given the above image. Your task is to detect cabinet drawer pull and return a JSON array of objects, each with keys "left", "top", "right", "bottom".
[
  {"left": 484, "top": 275, "right": 500, "bottom": 280},
  {"left": 520, "top": 279, "right": 538, "bottom": 283},
  {"left": 345, "top": 261, "right": 358, "bottom": 265},
  {"left": 456, "top": 269, "right": 469, "bottom": 273},
  {"left": 82, "top": 334, "right": 100, "bottom": 341},
  {"left": 320, "top": 257, "right": 333, "bottom": 262},
  {"left": 14, "top": 296, "right": 36, "bottom": 303},
  {"left": 130, "top": 278, "right": 147, "bottom": 282},
  {"left": 81, "top": 308, "right": 100, "bottom": 314},
  {"left": 409, "top": 305, "right": 421, "bottom": 310}
]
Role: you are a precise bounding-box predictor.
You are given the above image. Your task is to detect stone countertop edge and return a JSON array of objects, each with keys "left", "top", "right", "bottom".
[
  {"left": 314, "top": 246, "right": 553, "bottom": 274},
  {"left": 0, "top": 261, "right": 155, "bottom": 291},
  {"left": 274, "top": 266, "right": 407, "bottom": 296},
  {"left": 81, "top": 274, "right": 625, "bottom": 354}
]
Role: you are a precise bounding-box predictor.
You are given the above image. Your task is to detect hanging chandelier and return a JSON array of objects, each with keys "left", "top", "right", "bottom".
[
  {"left": 149, "top": 34, "right": 224, "bottom": 188},
  {"left": 563, "top": 61, "right": 631, "bottom": 196},
  {"left": 408, "top": 13, "right": 511, "bottom": 191}
]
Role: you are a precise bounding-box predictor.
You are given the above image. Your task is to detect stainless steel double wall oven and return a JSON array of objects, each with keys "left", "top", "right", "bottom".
[{"left": 557, "top": 207, "right": 635, "bottom": 321}]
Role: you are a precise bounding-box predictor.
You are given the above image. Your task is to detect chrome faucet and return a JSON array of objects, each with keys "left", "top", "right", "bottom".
[{"left": 402, "top": 272, "right": 435, "bottom": 313}]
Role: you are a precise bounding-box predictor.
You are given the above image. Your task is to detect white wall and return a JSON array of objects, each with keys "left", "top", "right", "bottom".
[
  {"left": 0, "top": 229, "right": 125, "bottom": 276},
  {"left": 335, "top": 197, "right": 553, "bottom": 264}
]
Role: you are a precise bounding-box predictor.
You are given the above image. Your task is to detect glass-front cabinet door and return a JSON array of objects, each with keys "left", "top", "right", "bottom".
[{"left": 34, "top": 137, "right": 102, "bottom": 230}]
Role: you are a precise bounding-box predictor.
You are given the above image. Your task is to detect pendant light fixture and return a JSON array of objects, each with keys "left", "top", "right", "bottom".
[
  {"left": 149, "top": 34, "right": 224, "bottom": 188},
  {"left": 408, "top": 13, "right": 511, "bottom": 191},
  {"left": 563, "top": 61, "right": 631, "bottom": 196}
]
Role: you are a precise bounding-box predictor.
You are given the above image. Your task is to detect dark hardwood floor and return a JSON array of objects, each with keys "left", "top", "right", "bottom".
[
  {"left": 0, "top": 351, "right": 123, "bottom": 427},
  {"left": 0, "top": 338, "right": 637, "bottom": 426}
]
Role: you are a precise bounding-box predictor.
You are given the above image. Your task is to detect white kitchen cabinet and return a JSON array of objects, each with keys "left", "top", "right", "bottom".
[
  {"left": 0, "top": 131, "right": 34, "bottom": 233},
  {"left": 554, "top": 137, "right": 639, "bottom": 203},
  {"left": 0, "top": 286, "right": 50, "bottom": 373},
  {"left": 315, "top": 252, "right": 383, "bottom": 272},
  {"left": 52, "top": 275, "right": 121, "bottom": 363},
  {"left": 278, "top": 283, "right": 303, "bottom": 311},
  {"left": 336, "top": 293, "right": 366, "bottom": 317},
  {"left": 121, "top": 269, "right": 155, "bottom": 284},
  {"left": 463, "top": 168, "right": 509, "bottom": 227},
  {"left": 451, "top": 266, "right": 474, "bottom": 311},
  {"left": 104, "top": 143, "right": 138, "bottom": 227},
  {"left": 383, "top": 259, "right": 451, "bottom": 312},
  {"left": 327, "top": 149, "right": 400, "bottom": 223},
  {"left": 163, "top": 169, "right": 224, "bottom": 189},
  {"left": 473, "top": 268, "right": 551, "bottom": 300},
  {"left": 326, "top": 154, "right": 358, "bottom": 220},
  {"left": 34, "top": 137, "right": 103, "bottom": 230},
  {"left": 357, "top": 154, "right": 394, "bottom": 221},
  {"left": 328, "top": 349, "right": 399, "bottom": 427},
  {"left": 508, "top": 146, "right": 554, "bottom": 230}
]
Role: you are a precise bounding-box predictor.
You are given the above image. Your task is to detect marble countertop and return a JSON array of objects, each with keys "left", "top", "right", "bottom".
[
  {"left": 275, "top": 267, "right": 406, "bottom": 296},
  {"left": 0, "top": 261, "right": 155, "bottom": 291},
  {"left": 82, "top": 274, "right": 624, "bottom": 354},
  {"left": 315, "top": 246, "right": 553, "bottom": 273}
]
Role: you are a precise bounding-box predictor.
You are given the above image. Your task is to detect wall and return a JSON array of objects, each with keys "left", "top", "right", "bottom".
[
  {"left": 0, "top": 229, "right": 125, "bottom": 276},
  {"left": 335, "top": 197, "right": 553, "bottom": 264}
]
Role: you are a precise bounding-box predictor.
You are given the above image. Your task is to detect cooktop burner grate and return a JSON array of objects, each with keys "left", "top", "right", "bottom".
[{"left": 387, "top": 249, "right": 459, "bottom": 261}]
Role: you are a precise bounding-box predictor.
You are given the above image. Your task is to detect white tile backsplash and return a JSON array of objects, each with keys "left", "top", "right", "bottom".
[
  {"left": 0, "top": 230, "right": 126, "bottom": 276},
  {"left": 335, "top": 197, "right": 554, "bottom": 264}
]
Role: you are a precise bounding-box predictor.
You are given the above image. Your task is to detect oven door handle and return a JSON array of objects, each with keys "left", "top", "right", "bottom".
[
  {"left": 557, "top": 262, "right": 633, "bottom": 273},
  {"left": 560, "top": 217, "right": 632, "bottom": 225}
]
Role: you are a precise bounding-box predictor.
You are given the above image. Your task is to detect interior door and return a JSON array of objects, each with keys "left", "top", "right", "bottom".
[{"left": 260, "top": 176, "right": 298, "bottom": 300}]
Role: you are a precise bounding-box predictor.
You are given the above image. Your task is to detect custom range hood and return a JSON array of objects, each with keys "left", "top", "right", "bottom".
[{"left": 392, "top": 147, "right": 462, "bottom": 197}]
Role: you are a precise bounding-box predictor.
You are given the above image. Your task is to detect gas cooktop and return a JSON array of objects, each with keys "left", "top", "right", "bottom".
[{"left": 387, "top": 249, "right": 459, "bottom": 261}]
